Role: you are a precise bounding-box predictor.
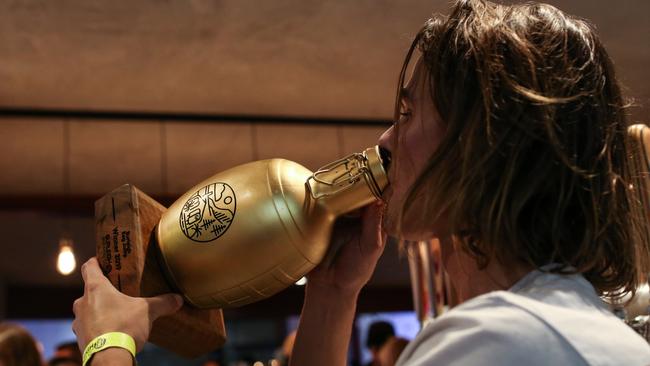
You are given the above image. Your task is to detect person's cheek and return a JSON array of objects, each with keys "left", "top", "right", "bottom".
[
  {"left": 403, "top": 126, "right": 423, "bottom": 184},
  {"left": 411, "top": 114, "right": 436, "bottom": 172}
]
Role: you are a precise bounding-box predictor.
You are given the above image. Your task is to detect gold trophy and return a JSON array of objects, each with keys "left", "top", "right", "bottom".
[{"left": 95, "top": 145, "right": 389, "bottom": 356}]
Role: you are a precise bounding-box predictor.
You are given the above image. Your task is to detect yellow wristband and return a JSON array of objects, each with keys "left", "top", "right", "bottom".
[{"left": 82, "top": 332, "right": 136, "bottom": 366}]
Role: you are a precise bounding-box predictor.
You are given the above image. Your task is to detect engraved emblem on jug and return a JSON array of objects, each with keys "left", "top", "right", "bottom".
[{"left": 179, "top": 182, "right": 237, "bottom": 242}]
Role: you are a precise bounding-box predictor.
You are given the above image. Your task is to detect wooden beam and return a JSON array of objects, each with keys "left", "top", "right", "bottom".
[{"left": 0, "top": 108, "right": 391, "bottom": 126}]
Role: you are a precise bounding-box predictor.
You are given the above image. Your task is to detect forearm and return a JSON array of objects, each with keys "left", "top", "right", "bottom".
[
  {"left": 89, "top": 348, "right": 133, "bottom": 366},
  {"left": 290, "top": 284, "right": 360, "bottom": 366}
]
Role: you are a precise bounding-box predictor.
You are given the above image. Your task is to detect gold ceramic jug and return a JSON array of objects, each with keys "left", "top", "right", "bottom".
[{"left": 155, "top": 146, "right": 389, "bottom": 308}]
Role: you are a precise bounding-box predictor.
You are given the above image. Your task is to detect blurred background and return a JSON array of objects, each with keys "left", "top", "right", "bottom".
[{"left": 0, "top": 0, "right": 648, "bottom": 365}]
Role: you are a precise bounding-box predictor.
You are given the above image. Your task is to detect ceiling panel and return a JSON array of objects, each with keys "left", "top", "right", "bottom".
[
  {"left": 0, "top": 119, "right": 387, "bottom": 196},
  {"left": 69, "top": 120, "right": 163, "bottom": 195},
  {"left": 0, "top": 0, "right": 437, "bottom": 119},
  {"left": 0, "top": 118, "right": 64, "bottom": 194},
  {"left": 0, "top": 0, "right": 647, "bottom": 121},
  {"left": 165, "top": 121, "right": 255, "bottom": 194},
  {"left": 256, "top": 123, "right": 340, "bottom": 171},
  {"left": 341, "top": 125, "right": 390, "bottom": 156}
]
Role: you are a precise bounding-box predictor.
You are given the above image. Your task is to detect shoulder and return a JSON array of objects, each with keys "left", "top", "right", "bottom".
[
  {"left": 397, "top": 290, "right": 650, "bottom": 366},
  {"left": 397, "top": 292, "right": 585, "bottom": 366}
]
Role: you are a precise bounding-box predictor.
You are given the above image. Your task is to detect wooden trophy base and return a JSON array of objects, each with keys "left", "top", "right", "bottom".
[{"left": 95, "top": 184, "right": 226, "bottom": 358}]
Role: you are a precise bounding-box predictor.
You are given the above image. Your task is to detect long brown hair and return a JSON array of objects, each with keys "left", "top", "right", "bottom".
[
  {"left": 0, "top": 323, "right": 42, "bottom": 366},
  {"left": 397, "top": 0, "right": 650, "bottom": 296}
]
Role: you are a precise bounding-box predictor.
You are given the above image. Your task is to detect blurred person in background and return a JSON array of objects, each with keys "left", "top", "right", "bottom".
[
  {"left": 376, "top": 337, "right": 408, "bottom": 366},
  {"left": 0, "top": 323, "right": 43, "bottom": 366},
  {"left": 47, "top": 341, "right": 81, "bottom": 366},
  {"left": 364, "top": 321, "right": 394, "bottom": 366}
]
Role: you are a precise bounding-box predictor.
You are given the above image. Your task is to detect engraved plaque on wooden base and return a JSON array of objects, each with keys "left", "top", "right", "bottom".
[{"left": 95, "top": 184, "right": 226, "bottom": 358}]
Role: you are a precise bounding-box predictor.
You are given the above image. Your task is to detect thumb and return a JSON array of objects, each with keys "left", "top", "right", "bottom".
[{"left": 146, "top": 293, "right": 183, "bottom": 320}]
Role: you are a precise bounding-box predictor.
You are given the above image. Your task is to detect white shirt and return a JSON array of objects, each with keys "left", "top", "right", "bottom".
[{"left": 396, "top": 270, "right": 650, "bottom": 366}]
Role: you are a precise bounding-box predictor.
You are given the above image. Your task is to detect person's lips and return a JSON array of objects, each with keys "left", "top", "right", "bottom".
[{"left": 378, "top": 145, "right": 392, "bottom": 173}]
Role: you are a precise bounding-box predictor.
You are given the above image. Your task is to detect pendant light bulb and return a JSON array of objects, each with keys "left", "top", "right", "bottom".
[{"left": 57, "top": 238, "right": 77, "bottom": 275}]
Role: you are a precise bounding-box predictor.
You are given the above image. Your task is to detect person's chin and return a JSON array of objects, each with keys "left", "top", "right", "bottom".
[
  {"left": 381, "top": 213, "right": 397, "bottom": 236},
  {"left": 381, "top": 214, "right": 435, "bottom": 242}
]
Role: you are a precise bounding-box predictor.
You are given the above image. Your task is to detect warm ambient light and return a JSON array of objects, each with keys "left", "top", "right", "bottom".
[
  {"left": 57, "top": 238, "right": 77, "bottom": 275},
  {"left": 295, "top": 276, "right": 307, "bottom": 286}
]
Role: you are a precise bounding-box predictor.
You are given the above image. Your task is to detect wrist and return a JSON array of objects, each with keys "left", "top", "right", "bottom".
[
  {"left": 89, "top": 347, "right": 133, "bottom": 366},
  {"left": 305, "top": 282, "right": 360, "bottom": 306},
  {"left": 83, "top": 332, "right": 136, "bottom": 366}
]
